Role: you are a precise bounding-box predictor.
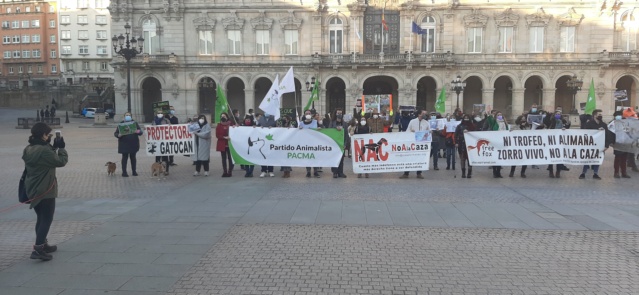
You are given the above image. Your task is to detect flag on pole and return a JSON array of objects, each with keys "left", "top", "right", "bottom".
[
  {"left": 215, "top": 86, "right": 228, "bottom": 123},
  {"left": 355, "top": 25, "right": 361, "bottom": 40},
  {"left": 435, "top": 88, "right": 446, "bottom": 114},
  {"left": 278, "top": 67, "right": 295, "bottom": 95},
  {"left": 304, "top": 79, "right": 319, "bottom": 112},
  {"left": 382, "top": 13, "right": 389, "bottom": 31},
  {"left": 259, "top": 75, "right": 281, "bottom": 120},
  {"left": 585, "top": 78, "right": 596, "bottom": 115},
  {"left": 412, "top": 21, "right": 425, "bottom": 35}
]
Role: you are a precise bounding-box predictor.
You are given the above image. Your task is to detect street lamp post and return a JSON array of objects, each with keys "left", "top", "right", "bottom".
[
  {"left": 305, "top": 76, "right": 319, "bottom": 111},
  {"left": 112, "top": 23, "right": 144, "bottom": 113},
  {"left": 566, "top": 74, "right": 583, "bottom": 114},
  {"left": 451, "top": 75, "right": 466, "bottom": 110}
]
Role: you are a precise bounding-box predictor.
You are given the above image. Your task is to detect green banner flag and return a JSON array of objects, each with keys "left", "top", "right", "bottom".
[
  {"left": 215, "top": 86, "right": 228, "bottom": 123},
  {"left": 585, "top": 78, "right": 596, "bottom": 115},
  {"left": 304, "top": 79, "right": 320, "bottom": 112},
  {"left": 435, "top": 88, "right": 446, "bottom": 114}
]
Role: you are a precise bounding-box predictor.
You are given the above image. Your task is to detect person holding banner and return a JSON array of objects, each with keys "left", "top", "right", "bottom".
[
  {"left": 114, "top": 112, "right": 142, "bottom": 177},
  {"left": 153, "top": 110, "right": 172, "bottom": 176},
  {"left": 486, "top": 111, "right": 510, "bottom": 178},
  {"left": 167, "top": 106, "right": 179, "bottom": 167},
  {"left": 241, "top": 116, "right": 256, "bottom": 177},
  {"left": 278, "top": 115, "right": 296, "bottom": 178},
  {"left": 368, "top": 110, "right": 392, "bottom": 134},
  {"left": 191, "top": 115, "right": 212, "bottom": 176},
  {"left": 355, "top": 117, "right": 371, "bottom": 178},
  {"left": 258, "top": 113, "right": 277, "bottom": 177},
  {"left": 622, "top": 108, "right": 639, "bottom": 173},
  {"left": 299, "top": 110, "right": 320, "bottom": 178},
  {"left": 329, "top": 114, "right": 348, "bottom": 179},
  {"left": 400, "top": 109, "right": 430, "bottom": 179},
  {"left": 579, "top": 109, "right": 611, "bottom": 180},
  {"left": 547, "top": 110, "right": 570, "bottom": 178},
  {"left": 442, "top": 118, "right": 456, "bottom": 170},
  {"left": 455, "top": 114, "right": 476, "bottom": 178},
  {"left": 216, "top": 112, "right": 235, "bottom": 177}
]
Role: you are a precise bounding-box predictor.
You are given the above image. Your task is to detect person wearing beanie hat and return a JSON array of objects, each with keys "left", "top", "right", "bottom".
[
  {"left": 22, "top": 122, "right": 68, "bottom": 261},
  {"left": 611, "top": 110, "right": 631, "bottom": 178}
]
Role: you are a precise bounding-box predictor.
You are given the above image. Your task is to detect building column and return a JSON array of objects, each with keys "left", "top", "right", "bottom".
[
  {"left": 244, "top": 88, "right": 254, "bottom": 113},
  {"left": 399, "top": 88, "right": 416, "bottom": 110},
  {"left": 543, "top": 88, "right": 557, "bottom": 112},
  {"left": 511, "top": 88, "right": 525, "bottom": 120},
  {"left": 482, "top": 88, "right": 495, "bottom": 112}
]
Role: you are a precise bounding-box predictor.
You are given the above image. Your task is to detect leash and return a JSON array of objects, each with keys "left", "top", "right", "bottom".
[{"left": 0, "top": 181, "right": 56, "bottom": 214}]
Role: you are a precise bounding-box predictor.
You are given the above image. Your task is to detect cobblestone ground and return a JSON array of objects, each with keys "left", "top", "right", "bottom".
[
  {"left": 168, "top": 224, "right": 639, "bottom": 295},
  {"left": 0, "top": 220, "right": 101, "bottom": 271}
]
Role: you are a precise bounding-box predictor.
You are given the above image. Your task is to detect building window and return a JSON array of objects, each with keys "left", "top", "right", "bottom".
[
  {"left": 95, "top": 0, "right": 106, "bottom": 9},
  {"left": 6, "top": 8, "right": 11, "bottom": 14},
  {"left": 50, "top": 35, "right": 56, "bottom": 43},
  {"left": 78, "top": 15, "right": 88, "bottom": 24},
  {"left": 255, "top": 29, "right": 269, "bottom": 55},
  {"left": 37, "top": 65, "right": 42, "bottom": 73},
  {"left": 49, "top": 6, "right": 55, "bottom": 13},
  {"left": 2, "top": 36, "right": 10, "bottom": 44},
  {"left": 227, "top": 29, "right": 242, "bottom": 55},
  {"left": 284, "top": 30, "right": 298, "bottom": 55},
  {"left": 49, "top": 20, "right": 55, "bottom": 28},
  {"left": 498, "top": 26, "right": 513, "bottom": 53},
  {"left": 26, "top": 7, "right": 30, "bottom": 13},
  {"left": 97, "top": 45, "right": 107, "bottom": 55},
  {"left": 61, "top": 30, "right": 70, "bottom": 39},
  {"left": 62, "top": 46, "right": 71, "bottom": 55},
  {"left": 78, "top": 30, "right": 89, "bottom": 39},
  {"left": 13, "top": 51, "right": 20, "bottom": 58},
  {"left": 1, "top": 21, "right": 9, "bottom": 29},
  {"left": 79, "top": 45, "right": 88, "bottom": 54},
  {"left": 11, "top": 21, "right": 19, "bottom": 28},
  {"left": 15, "top": 7, "right": 21, "bottom": 13},
  {"left": 621, "top": 12, "right": 638, "bottom": 51},
  {"left": 96, "top": 30, "right": 107, "bottom": 39},
  {"left": 82, "top": 61, "right": 90, "bottom": 70},
  {"left": 27, "top": 65, "right": 32, "bottom": 73},
  {"left": 560, "top": 26, "right": 575, "bottom": 53},
  {"left": 61, "top": 15, "right": 70, "bottom": 24},
  {"left": 78, "top": 0, "right": 89, "bottom": 9},
  {"left": 21, "top": 35, "right": 29, "bottom": 43},
  {"left": 96, "top": 15, "right": 107, "bottom": 24},
  {"left": 35, "top": 6, "right": 41, "bottom": 12},
  {"left": 32, "top": 34, "right": 40, "bottom": 43},
  {"left": 198, "top": 30, "right": 213, "bottom": 55},
  {"left": 32, "top": 49, "right": 40, "bottom": 57},
  {"left": 12, "top": 35, "right": 20, "bottom": 43},
  {"left": 18, "top": 66, "right": 23, "bottom": 74},
  {"left": 529, "top": 27, "right": 544, "bottom": 53},
  {"left": 143, "top": 18, "right": 159, "bottom": 54},
  {"left": 31, "top": 20, "right": 39, "bottom": 28},
  {"left": 3, "top": 51, "right": 11, "bottom": 59},
  {"left": 50, "top": 49, "right": 56, "bottom": 58},
  {"left": 100, "top": 61, "right": 108, "bottom": 70},
  {"left": 51, "top": 64, "right": 57, "bottom": 73},
  {"left": 22, "top": 50, "right": 30, "bottom": 58},
  {"left": 467, "top": 27, "right": 482, "bottom": 53},
  {"left": 420, "top": 16, "right": 436, "bottom": 53},
  {"left": 22, "top": 21, "right": 29, "bottom": 28},
  {"left": 329, "top": 18, "right": 343, "bottom": 54},
  {"left": 9, "top": 67, "right": 13, "bottom": 74}
]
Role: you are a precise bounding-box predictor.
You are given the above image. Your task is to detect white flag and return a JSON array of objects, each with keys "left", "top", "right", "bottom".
[
  {"left": 278, "top": 67, "right": 295, "bottom": 95},
  {"left": 259, "top": 75, "right": 281, "bottom": 120}
]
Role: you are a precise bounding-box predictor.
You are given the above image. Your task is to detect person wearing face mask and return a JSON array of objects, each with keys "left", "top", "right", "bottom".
[
  {"left": 166, "top": 106, "right": 179, "bottom": 167},
  {"left": 397, "top": 110, "right": 414, "bottom": 132},
  {"left": 153, "top": 110, "right": 172, "bottom": 175},
  {"left": 114, "top": 112, "right": 142, "bottom": 177},
  {"left": 610, "top": 110, "right": 633, "bottom": 178},
  {"left": 299, "top": 110, "right": 321, "bottom": 177},
  {"left": 331, "top": 109, "right": 351, "bottom": 160},
  {"left": 455, "top": 114, "right": 476, "bottom": 178},
  {"left": 258, "top": 112, "right": 277, "bottom": 177},
  {"left": 485, "top": 111, "right": 509, "bottom": 178},
  {"left": 191, "top": 115, "right": 212, "bottom": 176},
  {"left": 442, "top": 116, "right": 457, "bottom": 170},
  {"left": 329, "top": 110, "right": 349, "bottom": 179},
  {"left": 354, "top": 116, "right": 371, "bottom": 178},
  {"left": 277, "top": 115, "right": 295, "bottom": 177},
  {"left": 621, "top": 108, "right": 639, "bottom": 172},
  {"left": 400, "top": 109, "right": 430, "bottom": 179},
  {"left": 23, "top": 122, "right": 68, "bottom": 261},
  {"left": 579, "top": 109, "right": 611, "bottom": 180},
  {"left": 216, "top": 112, "right": 235, "bottom": 177},
  {"left": 547, "top": 110, "right": 570, "bottom": 178},
  {"left": 241, "top": 115, "right": 256, "bottom": 177},
  {"left": 368, "top": 110, "right": 392, "bottom": 134}
]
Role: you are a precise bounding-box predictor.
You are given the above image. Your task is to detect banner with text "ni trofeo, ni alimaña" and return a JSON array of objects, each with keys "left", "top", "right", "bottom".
[
  {"left": 229, "top": 127, "right": 344, "bottom": 167},
  {"left": 145, "top": 124, "right": 195, "bottom": 156},
  {"left": 463, "top": 129, "right": 605, "bottom": 166},
  {"left": 351, "top": 131, "right": 431, "bottom": 173}
]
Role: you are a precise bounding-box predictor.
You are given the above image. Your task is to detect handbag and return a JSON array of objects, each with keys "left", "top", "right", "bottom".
[{"left": 18, "top": 168, "right": 29, "bottom": 203}]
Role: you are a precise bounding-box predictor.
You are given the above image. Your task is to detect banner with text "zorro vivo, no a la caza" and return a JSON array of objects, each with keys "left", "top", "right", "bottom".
[
  {"left": 229, "top": 127, "right": 344, "bottom": 167},
  {"left": 351, "top": 132, "right": 431, "bottom": 173},
  {"left": 463, "top": 129, "right": 605, "bottom": 166},
  {"left": 145, "top": 124, "right": 196, "bottom": 156}
]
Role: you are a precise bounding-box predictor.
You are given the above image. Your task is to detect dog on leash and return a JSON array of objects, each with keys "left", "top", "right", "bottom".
[
  {"left": 151, "top": 162, "right": 166, "bottom": 179},
  {"left": 105, "top": 162, "right": 117, "bottom": 176}
]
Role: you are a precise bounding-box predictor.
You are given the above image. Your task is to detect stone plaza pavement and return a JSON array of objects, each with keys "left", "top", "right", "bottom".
[{"left": 1, "top": 107, "right": 639, "bottom": 294}]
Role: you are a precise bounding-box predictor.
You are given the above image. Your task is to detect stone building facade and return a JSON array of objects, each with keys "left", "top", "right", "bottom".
[{"left": 109, "top": 0, "right": 639, "bottom": 122}]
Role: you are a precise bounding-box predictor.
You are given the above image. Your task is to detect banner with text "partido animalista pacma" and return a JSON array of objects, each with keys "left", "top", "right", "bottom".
[
  {"left": 229, "top": 127, "right": 344, "bottom": 167},
  {"left": 463, "top": 129, "right": 605, "bottom": 166}
]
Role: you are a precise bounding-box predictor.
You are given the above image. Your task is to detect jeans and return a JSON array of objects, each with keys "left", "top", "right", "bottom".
[
  {"left": 245, "top": 165, "right": 255, "bottom": 175},
  {"left": 430, "top": 141, "right": 440, "bottom": 168},
  {"left": 260, "top": 166, "right": 274, "bottom": 173},
  {"left": 445, "top": 146, "right": 456, "bottom": 168},
  {"left": 582, "top": 165, "right": 599, "bottom": 175},
  {"left": 220, "top": 148, "right": 234, "bottom": 172},
  {"left": 34, "top": 198, "right": 55, "bottom": 245}
]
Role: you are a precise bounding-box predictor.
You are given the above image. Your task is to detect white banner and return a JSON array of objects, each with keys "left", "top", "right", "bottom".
[
  {"left": 351, "top": 132, "right": 431, "bottom": 173},
  {"left": 609, "top": 119, "right": 639, "bottom": 154},
  {"left": 463, "top": 129, "right": 605, "bottom": 166},
  {"left": 229, "top": 127, "right": 344, "bottom": 167},
  {"left": 145, "top": 124, "right": 195, "bottom": 156}
]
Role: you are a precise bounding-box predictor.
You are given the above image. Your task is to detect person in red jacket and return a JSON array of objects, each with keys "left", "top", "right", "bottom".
[{"left": 216, "top": 112, "right": 235, "bottom": 177}]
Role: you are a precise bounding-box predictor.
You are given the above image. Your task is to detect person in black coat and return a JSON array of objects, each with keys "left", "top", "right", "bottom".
[
  {"left": 579, "top": 109, "right": 611, "bottom": 180},
  {"left": 114, "top": 112, "right": 143, "bottom": 177}
]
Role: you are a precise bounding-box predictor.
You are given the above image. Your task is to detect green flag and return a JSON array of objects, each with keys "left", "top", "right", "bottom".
[
  {"left": 304, "top": 79, "right": 320, "bottom": 112},
  {"left": 435, "top": 88, "right": 446, "bottom": 114},
  {"left": 215, "top": 86, "right": 228, "bottom": 123},
  {"left": 585, "top": 78, "right": 596, "bottom": 115}
]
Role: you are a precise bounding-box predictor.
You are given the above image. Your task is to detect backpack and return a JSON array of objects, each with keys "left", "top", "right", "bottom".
[{"left": 19, "top": 168, "right": 29, "bottom": 203}]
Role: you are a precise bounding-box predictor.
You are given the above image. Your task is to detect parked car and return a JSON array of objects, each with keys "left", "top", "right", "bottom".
[
  {"left": 84, "top": 108, "right": 110, "bottom": 118},
  {"left": 81, "top": 108, "right": 88, "bottom": 117},
  {"left": 105, "top": 108, "right": 115, "bottom": 118}
]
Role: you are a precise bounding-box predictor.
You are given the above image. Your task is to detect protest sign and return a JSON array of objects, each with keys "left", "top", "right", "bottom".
[
  {"left": 444, "top": 120, "right": 461, "bottom": 132},
  {"left": 351, "top": 132, "right": 431, "bottom": 173},
  {"left": 117, "top": 121, "right": 137, "bottom": 136},
  {"left": 429, "top": 118, "right": 446, "bottom": 130},
  {"left": 362, "top": 94, "right": 393, "bottom": 114},
  {"left": 473, "top": 104, "right": 486, "bottom": 115},
  {"left": 463, "top": 129, "right": 605, "bottom": 166},
  {"left": 152, "top": 101, "right": 170, "bottom": 116},
  {"left": 229, "top": 127, "right": 344, "bottom": 167},
  {"left": 145, "top": 124, "right": 195, "bottom": 156},
  {"left": 610, "top": 119, "right": 639, "bottom": 153}
]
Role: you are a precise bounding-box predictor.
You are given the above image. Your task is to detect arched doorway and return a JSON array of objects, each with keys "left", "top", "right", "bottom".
[
  {"left": 227, "top": 77, "right": 245, "bottom": 118},
  {"left": 555, "top": 75, "right": 573, "bottom": 113},
  {"left": 615, "top": 75, "right": 636, "bottom": 110},
  {"left": 463, "top": 76, "right": 482, "bottom": 114},
  {"left": 524, "top": 76, "right": 544, "bottom": 111},
  {"left": 281, "top": 79, "right": 302, "bottom": 115},
  {"left": 326, "top": 77, "right": 346, "bottom": 114},
  {"left": 254, "top": 77, "right": 272, "bottom": 114},
  {"left": 198, "top": 77, "right": 216, "bottom": 121},
  {"left": 142, "top": 77, "right": 162, "bottom": 122},
  {"left": 493, "top": 76, "right": 513, "bottom": 119},
  {"left": 362, "top": 76, "right": 398, "bottom": 116},
  {"left": 416, "top": 76, "right": 437, "bottom": 112}
]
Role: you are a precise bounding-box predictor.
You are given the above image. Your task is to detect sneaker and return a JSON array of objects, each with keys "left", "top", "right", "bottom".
[
  {"left": 193, "top": 171, "right": 200, "bottom": 176},
  {"left": 260, "top": 172, "right": 266, "bottom": 178},
  {"left": 269, "top": 172, "right": 275, "bottom": 177},
  {"left": 593, "top": 174, "right": 601, "bottom": 180},
  {"left": 31, "top": 244, "right": 52, "bottom": 261},
  {"left": 399, "top": 174, "right": 409, "bottom": 179},
  {"left": 579, "top": 173, "right": 585, "bottom": 179},
  {"left": 204, "top": 172, "right": 209, "bottom": 177}
]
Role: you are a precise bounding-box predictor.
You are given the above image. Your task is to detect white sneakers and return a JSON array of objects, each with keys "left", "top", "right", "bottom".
[
  {"left": 260, "top": 172, "right": 266, "bottom": 178},
  {"left": 204, "top": 171, "right": 209, "bottom": 176},
  {"left": 269, "top": 172, "right": 275, "bottom": 177},
  {"left": 259, "top": 172, "right": 275, "bottom": 178},
  {"left": 193, "top": 172, "right": 200, "bottom": 176}
]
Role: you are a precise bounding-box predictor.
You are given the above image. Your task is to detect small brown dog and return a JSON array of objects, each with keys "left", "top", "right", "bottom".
[
  {"left": 151, "top": 162, "right": 166, "bottom": 179},
  {"left": 105, "top": 162, "right": 116, "bottom": 176}
]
